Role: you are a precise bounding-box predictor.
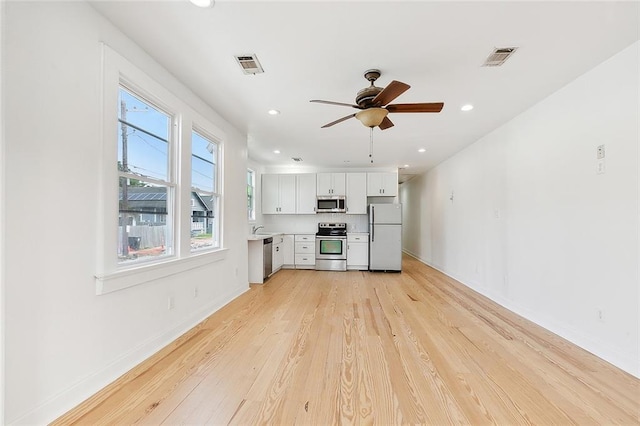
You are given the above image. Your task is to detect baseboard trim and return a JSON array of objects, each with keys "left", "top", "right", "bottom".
[
  {"left": 402, "top": 250, "right": 639, "bottom": 378},
  {"left": 14, "top": 285, "right": 250, "bottom": 425}
]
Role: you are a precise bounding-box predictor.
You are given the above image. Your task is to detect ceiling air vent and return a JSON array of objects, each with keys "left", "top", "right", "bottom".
[
  {"left": 291, "top": 157, "right": 303, "bottom": 162},
  {"left": 482, "top": 47, "right": 518, "bottom": 67},
  {"left": 235, "top": 54, "right": 264, "bottom": 75}
]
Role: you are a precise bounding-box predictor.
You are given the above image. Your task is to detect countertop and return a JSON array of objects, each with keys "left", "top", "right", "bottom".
[{"left": 247, "top": 232, "right": 284, "bottom": 241}]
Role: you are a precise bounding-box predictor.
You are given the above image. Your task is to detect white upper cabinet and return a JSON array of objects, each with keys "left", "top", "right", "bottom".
[
  {"left": 262, "top": 174, "right": 296, "bottom": 214},
  {"left": 296, "top": 173, "right": 317, "bottom": 214},
  {"left": 367, "top": 172, "right": 398, "bottom": 197},
  {"left": 317, "top": 172, "right": 346, "bottom": 196},
  {"left": 346, "top": 172, "right": 367, "bottom": 214}
]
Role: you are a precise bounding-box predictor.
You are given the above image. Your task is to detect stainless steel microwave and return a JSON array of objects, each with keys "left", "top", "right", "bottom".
[{"left": 316, "top": 196, "right": 346, "bottom": 213}]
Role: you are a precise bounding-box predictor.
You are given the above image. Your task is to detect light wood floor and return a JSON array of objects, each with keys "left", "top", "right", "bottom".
[{"left": 54, "top": 255, "right": 639, "bottom": 425}]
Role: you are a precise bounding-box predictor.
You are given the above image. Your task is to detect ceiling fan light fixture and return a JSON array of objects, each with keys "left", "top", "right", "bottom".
[{"left": 355, "top": 108, "right": 388, "bottom": 128}]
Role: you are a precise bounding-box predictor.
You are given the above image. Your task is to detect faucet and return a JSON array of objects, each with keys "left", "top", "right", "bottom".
[{"left": 252, "top": 225, "right": 264, "bottom": 234}]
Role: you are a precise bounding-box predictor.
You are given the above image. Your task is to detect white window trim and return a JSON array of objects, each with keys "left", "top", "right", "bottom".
[{"left": 96, "top": 44, "right": 227, "bottom": 294}]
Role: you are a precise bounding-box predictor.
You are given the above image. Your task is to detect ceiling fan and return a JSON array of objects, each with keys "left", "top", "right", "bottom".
[{"left": 310, "top": 69, "right": 444, "bottom": 130}]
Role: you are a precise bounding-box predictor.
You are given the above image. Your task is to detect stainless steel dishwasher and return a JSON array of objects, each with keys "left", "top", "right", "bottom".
[{"left": 263, "top": 237, "right": 273, "bottom": 279}]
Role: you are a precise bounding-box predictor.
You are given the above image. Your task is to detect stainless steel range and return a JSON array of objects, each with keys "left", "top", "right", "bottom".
[{"left": 315, "top": 222, "right": 347, "bottom": 271}]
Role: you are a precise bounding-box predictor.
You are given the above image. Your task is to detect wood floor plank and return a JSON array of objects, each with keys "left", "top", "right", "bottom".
[{"left": 55, "top": 255, "right": 640, "bottom": 425}]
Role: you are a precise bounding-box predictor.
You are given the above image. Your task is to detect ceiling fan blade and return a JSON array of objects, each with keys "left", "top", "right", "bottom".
[
  {"left": 386, "top": 102, "right": 444, "bottom": 113},
  {"left": 379, "top": 116, "right": 394, "bottom": 130},
  {"left": 310, "top": 100, "right": 361, "bottom": 109},
  {"left": 371, "top": 80, "right": 410, "bottom": 106},
  {"left": 321, "top": 113, "right": 356, "bottom": 128}
]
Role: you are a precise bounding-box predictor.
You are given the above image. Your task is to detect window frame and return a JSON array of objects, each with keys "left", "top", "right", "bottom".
[
  {"left": 117, "top": 84, "right": 176, "bottom": 265},
  {"left": 96, "top": 44, "right": 227, "bottom": 295}
]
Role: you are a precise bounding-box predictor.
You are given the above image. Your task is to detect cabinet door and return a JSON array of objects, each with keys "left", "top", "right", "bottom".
[
  {"left": 273, "top": 243, "right": 284, "bottom": 271},
  {"left": 367, "top": 173, "right": 383, "bottom": 196},
  {"left": 283, "top": 234, "right": 295, "bottom": 266},
  {"left": 347, "top": 242, "right": 369, "bottom": 268},
  {"left": 279, "top": 174, "right": 297, "bottom": 214},
  {"left": 331, "top": 173, "right": 346, "bottom": 196},
  {"left": 296, "top": 174, "right": 317, "bottom": 214},
  {"left": 317, "top": 172, "right": 346, "bottom": 196},
  {"left": 316, "top": 173, "right": 333, "bottom": 196},
  {"left": 381, "top": 172, "right": 398, "bottom": 196},
  {"left": 346, "top": 173, "right": 367, "bottom": 214},
  {"left": 262, "top": 174, "right": 280, "bottom": 214},
  {"left": 367, "top": 172, "right": 397, "bottom": 196}
]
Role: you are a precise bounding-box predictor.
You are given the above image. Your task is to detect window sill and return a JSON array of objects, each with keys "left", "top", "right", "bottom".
[{"left": 95, "top": 248, "right": 228, "bottom": 295}]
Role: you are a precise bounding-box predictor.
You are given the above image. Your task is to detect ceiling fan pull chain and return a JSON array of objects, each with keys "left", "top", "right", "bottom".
[{"left": 369, "top": 127, "right": 374, "bottom": 164}]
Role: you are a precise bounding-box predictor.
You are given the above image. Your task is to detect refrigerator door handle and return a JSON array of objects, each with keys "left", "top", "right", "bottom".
[{"left": 371, "top": 206, "right": 375, "bottom": 241}]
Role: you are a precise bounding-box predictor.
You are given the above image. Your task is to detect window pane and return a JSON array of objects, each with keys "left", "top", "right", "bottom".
[
  {"left": 118, "top": 177, "right": 172, "bottom": 263},
  {"left": 191, "top": 191, "right": 219, "bottom": 251},
  {"left": 118, "top": 88, "right": 170, "bottom": 181},
  {"left": 118, "top": 88, "right": 169, "bottom": 140},
  {"left": 192, "top": 131, "right": 216, "bottom": 193},
  {"left": 247, "top": 169, "right": 255, "bottom": 221}
]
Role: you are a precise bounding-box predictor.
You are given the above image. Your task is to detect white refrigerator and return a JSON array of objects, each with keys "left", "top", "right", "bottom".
[{"left": 368, "top": 203, "right": 402, "bottom": 271}]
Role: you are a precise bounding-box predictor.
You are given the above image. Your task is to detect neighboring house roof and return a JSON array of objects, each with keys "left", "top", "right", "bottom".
[{"left": 119, "top": 186, "right": 212, "bottom": 214}]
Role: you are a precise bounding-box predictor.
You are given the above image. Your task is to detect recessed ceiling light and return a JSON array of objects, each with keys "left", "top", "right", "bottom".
[
  {"left": 403, "top": 164, "right": 410, "bottom": 168},
  {"left": 268, "top": 109, "right": 280, "bottom": 115},
  {"left": 461, "top": 104, "right": 474, "bottom": 112},
  {"left": 189, "top": 0, "right": 214, "bottom": 8},
  {"left": 418, "top": 148, "right": 426, "bottom": 153},
  {"left": 273, "top": 150, "right": 281, "bottom": 154}
]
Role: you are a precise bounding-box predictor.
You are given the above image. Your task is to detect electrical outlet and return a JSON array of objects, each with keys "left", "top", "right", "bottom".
[
  {"left": 597, "top": 308, "right": 604, "bottom": 322},
  {"left": 168, "top": 296, "right": 175, "bottom": 310},
  {"left": 597, "top": 159, "right": 605, "bottom": 174},
  {"left": 194, "top": 286, "right": 199, "bottom": 298},
  {"left": 597, "top": 144, "right": 605, "bottom": 159}
]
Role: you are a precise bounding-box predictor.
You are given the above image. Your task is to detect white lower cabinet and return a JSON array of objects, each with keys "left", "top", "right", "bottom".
[
  {"left": 347, "top": 233, "right": 369, "bottom": 270},
  {"left": 295, "top": 234, "right": 315, "bottom": 269},
  {"left": 282, "top": 234, "right": 295, "bottom": 268},
  {"left": 272, "top": 234, "right": 284, "bottom": 274}
]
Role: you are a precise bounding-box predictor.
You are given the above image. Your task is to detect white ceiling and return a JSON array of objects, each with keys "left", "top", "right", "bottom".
[{"left": 90, "top": 1, "right": 639, "bottom": 177}]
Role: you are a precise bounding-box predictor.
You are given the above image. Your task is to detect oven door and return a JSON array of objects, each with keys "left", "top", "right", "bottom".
[{"left": 315, "top": 236, "right": 347, "bottom": 260}]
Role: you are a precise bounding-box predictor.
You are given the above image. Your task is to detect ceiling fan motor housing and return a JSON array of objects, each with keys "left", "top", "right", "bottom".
[
  {"left": 356, "top": 86, "right": 383, "bottom": 108},
  {"left": 356, "top": 68, "right": 383, "bottom": 108}
]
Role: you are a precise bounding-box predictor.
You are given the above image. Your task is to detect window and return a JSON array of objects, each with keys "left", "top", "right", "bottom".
[
  {"left": 117, "top": 87, "right": 174, "bottom": 264},
  {"left": 97, "top": 46, "right": 228, "bottom": 294},
  {"left": 191, "top": 130, "right": 220, "bottom": 251},
  {"left": 247, "top": 169, "right": 255, "bottom": 221}
]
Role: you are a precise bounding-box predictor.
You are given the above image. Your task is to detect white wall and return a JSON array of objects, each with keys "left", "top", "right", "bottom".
[
  {"left": 3, "top": 2, "right": 249, "bottom": 424},
  {"left": 0, "top": 0, "right": 5, "bottom": 422},
  {"left": 401, "top": 41, "right": 639, "bottom": 377}
]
